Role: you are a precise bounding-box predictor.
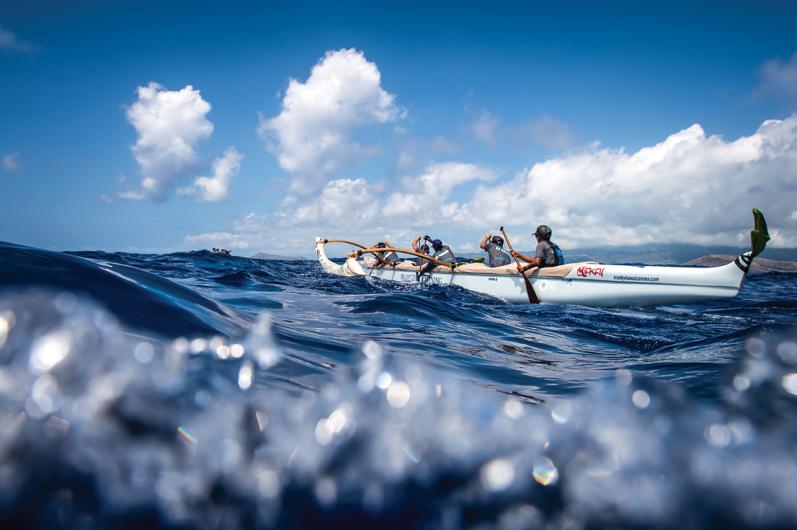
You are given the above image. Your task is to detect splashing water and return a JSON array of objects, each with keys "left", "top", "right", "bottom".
[{"left": 1, "top": 242, "right": 797, "bottom": 528}]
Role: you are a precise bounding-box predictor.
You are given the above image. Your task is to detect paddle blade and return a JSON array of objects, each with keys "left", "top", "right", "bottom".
[
  {"left": 523, "top": 275, "right": 539, "bottom": 304},
  {"left": 750, "top": 208, "right": 770, "bottom": 259}
]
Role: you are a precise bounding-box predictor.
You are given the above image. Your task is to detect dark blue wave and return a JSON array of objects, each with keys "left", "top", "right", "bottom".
[
  {"left": 1, "top": 240, "right": 797, "bottom": 529},
  {"left": 0, "top": 241, "right": 247, "bottom": 337}
]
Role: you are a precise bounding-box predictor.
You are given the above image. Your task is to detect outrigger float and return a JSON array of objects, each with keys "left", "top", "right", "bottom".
[{"left": 315, "top": 209, "right": 770, "bottom": 307}]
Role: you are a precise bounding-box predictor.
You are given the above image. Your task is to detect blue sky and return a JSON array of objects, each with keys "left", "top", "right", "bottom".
[{"left": 2, "top": 1, "right": 796, "bottom": 255}]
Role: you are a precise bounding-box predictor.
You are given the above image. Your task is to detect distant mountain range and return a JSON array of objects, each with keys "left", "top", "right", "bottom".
[
  {"left": 461, "top": 243, "right": 797, "bottom": 265},
  {"left": 561, "top": 243, "right": 797, "bottom": 265},
  {"left": 250, "top": 252, "right": 309, "bottom": 261},
  {"left": 687, "top": 255, "right": 797, "bottom": 274}
]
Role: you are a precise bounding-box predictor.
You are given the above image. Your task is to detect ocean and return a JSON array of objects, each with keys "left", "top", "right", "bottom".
[{"left": 1, "top": 240, "right": 797, "bottom": 529}]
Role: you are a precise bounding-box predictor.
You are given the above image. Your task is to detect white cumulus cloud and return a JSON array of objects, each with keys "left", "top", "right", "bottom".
[
  {"left": 469, "top": 110, "right": 500, "bottom": 147},
  {"left": 179, "top": 147, "right": 242, "bottom": 202},
  {"left": 511, "top": 115, "right": 578, "bottom": 150},
  {"left": 124, "top": 82, "right": 214, "bottom": 201},
  {"left": 385, "top": 162, "right": 497, "bottom": 223},
  {"left": 290, "top": 178, "right": 380, "bottom": 226},
  {"left": 185, "top": 115, "right": 797, "bottom": 255},
  {"left": 183, "top": 231, "right": 252, "bottom": 250},
  {"left": 461, "top": 114, "right": 797, "bottom": 247},
  {"left": 0, "top": 25, "right": 35, "bottom": 53},
  {"left": 2, "top": 153, "right": 21, "bottom": 173},
  {"left": 758, "top": 51, "right": 797, "bottom": 108},
  {"left": 259, "top": 48, "right": 404, "bottom": 193}
]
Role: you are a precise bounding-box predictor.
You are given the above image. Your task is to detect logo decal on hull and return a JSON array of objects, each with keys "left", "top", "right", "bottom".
[{"left": 577, "top": 266, "right": 605, "bottom": 278}]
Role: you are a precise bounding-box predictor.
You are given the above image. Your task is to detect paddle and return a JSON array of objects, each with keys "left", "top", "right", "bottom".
[
  {"left": 416, "top": 235, "right": 432, "bottom": 280},
  {"left": 500, "top": 226, "right": 539, "bottom": 304}
]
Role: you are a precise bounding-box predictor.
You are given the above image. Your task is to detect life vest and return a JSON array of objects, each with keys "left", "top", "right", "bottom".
[
  {"left": 375, "top": 242, "right": 399, "bottom": 265},
  {"left": 433, "top": 245, "right": 456, "bottom": 264},
  {"left": 539, "top": 240, "right": 564, "bottom": 266},
  {"left": 551, "top": 242, "right": 565, "bottom": 266},
  {"left": 486, "top": 242, "right": 511, "bottom": 267}
]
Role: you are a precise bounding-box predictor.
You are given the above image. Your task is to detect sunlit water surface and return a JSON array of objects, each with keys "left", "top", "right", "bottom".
[{"left": 1, "top": 241, "right": 797, "bottom": 529}]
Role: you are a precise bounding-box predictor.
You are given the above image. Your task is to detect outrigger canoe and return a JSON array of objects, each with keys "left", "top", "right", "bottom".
[{"left": 315, "top": 209, "right": 770, "bottom": 307}]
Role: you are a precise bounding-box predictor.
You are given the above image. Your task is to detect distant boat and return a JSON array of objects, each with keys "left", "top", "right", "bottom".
[
  {"left": 315, "top": 209, "right": 770, "bottom": 307},
  {"left": 211, "top": 248, "right": 231, "bottom": 256}
]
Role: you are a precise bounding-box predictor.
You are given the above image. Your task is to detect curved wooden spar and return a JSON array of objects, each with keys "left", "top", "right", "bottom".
[
  {"left": 322, "top": 238, "right": 369, "bottom": 249},
  {"left": 354, "top": 246, "right": 456, "bottom": 269}
]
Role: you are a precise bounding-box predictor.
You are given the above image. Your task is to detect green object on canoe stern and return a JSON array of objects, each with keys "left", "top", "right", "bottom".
[{"left": 750, "top": 208, "right": 770, "bottom": 259}]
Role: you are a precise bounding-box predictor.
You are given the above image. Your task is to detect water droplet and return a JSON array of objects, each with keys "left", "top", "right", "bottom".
[
  {"left": 615, "top": 369, "right": 632, "bottom": 386},
  {"left": 504, "top": 398, "right": 524, "bottom": 419},
  {"left": 376, "top": 372, "right": 393, "bottom": 390},
  {"left": 254, "top": 346, "right": 280, "bottom": 368},
  {"left": 230, "top": 343, "right": 245, "bottom": 358},
  {"left": 532, "top": 457, "right": 559, "bottom": 486},
  {"left": 54, "top": 292, "right": 77, "bottom": 314},
  {"left": 705, "top": 423, "right": 731, "bottom": 448},
  {"left": 0, "top": 310, "right": 14, "bottom": 349},
  {"left": 190, "top": 338, "right": 207, "bottom": 353},
  {"left": 26, "top": 375, "right": 61, "bottom": 418},
  {"left": 177, "top": 426, "right": 198, "bottom": 447},
  {"left": 238, "top": 360, "right": 253, "bottom": 390},
  {"left": 314, "top": 477, "right": 337, "bottom": 506},
  {"left": 29, "top": 331, "right": 71, "bottom": 373},
  {"left": 551, "top": 400, "right": 572, "bottom": 424},
  {"left": 632, "top": 389, "right": 650, "bottom": 409},
  {"left": 481, "top": 458, "right": 515, "bottom": 491},
  {"left": 362, "top": 340, "right": 382, "bottom": 360},
  {"left": 257, "top": 468, "right": 280, "bottom": 498},
  {"left": 172, "top": 337, "right": 190, "bottom": 354},
  {"left": 216, "top": 344, "right": 231, "bottom": 359},
  {"left": 745, "top": 337, "right": 766, "bottom": 358},
  {"left": 781, "top": 373, "right": 797, "bottom": 396},
  {"left": 386, "top": 381, "right": 411, "bottom": 408},
  {"left": 134, "top": 342, "right": 154, "bottom": 363},
  {"left": 777, "top": 341, "right": 797, "bottom": 364},
  {"left": 315, "top": 419, "right": 333, "bottom": 445},
  {"left": 733, "top": 375, "right": 751, "bottom": 392},
  {"left": 327, "top": 407, "right": 348, "bottom": 433}
]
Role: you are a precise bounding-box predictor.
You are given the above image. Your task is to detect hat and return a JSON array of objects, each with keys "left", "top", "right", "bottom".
[{"left": 533, "top": 225, "right": 552, "bottom": 239}]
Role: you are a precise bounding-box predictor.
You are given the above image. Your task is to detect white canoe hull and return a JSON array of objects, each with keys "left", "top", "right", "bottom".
[{"left": 314, "top": 238, "right": 750, "bottom": 307}]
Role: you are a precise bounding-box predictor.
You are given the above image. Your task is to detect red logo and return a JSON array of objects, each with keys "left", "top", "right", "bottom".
[{"left": 577, "top": 266, "right": 604, "bottom": 278}]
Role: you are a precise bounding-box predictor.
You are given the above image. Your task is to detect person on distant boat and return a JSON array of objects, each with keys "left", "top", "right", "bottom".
[
  {"left": 373, "top": 241, "right": 400, "bottom": 266},
  {"left": 479, "top": 231, "right": 511, "bottom": 267},
  {"left": 411, "top": 235, "right": 432, "bottom": 266},
  {"left": 418, "top": 236, "right": 456, "bottom": 276},
  {"left": 510, "top": 225, "right": 563, "bottom": 269}
]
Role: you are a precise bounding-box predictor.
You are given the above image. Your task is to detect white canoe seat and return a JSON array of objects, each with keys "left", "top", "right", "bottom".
[
  {"left": 453, "top": 262, "right": 492, "bottom": 273},
  {"left": 394, "top": 260, "right": 421, "bottom": 271},
  {"left": 454, "top": 263, "right": 521, "bottom": 275}
]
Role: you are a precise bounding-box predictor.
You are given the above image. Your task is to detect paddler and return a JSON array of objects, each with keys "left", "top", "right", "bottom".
[
  {"left": 418, "top": 236, "right": 456, "bottom": 276},
  {"left": 411, "top": 235, "right": 432, "bottom": 266},
  {"left": 510, "top": 225, "right": 560, "bottom": 269},
  {"left": 479, "top": 231, "right": 511, "bottom": 267},
  {"left": 373, "top": 241, "right": 400, "bottom": 266}
]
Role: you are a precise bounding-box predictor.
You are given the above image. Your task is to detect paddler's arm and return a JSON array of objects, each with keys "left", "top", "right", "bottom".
[
  {"left": 479, "top": 231, "right": 491, "bottom": 250},
  {"left": 510, "top": 250, "right": 542, "bottom": 266},
  {"left": 412, "top": 235, "right": 422, "bottom": 251}
]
